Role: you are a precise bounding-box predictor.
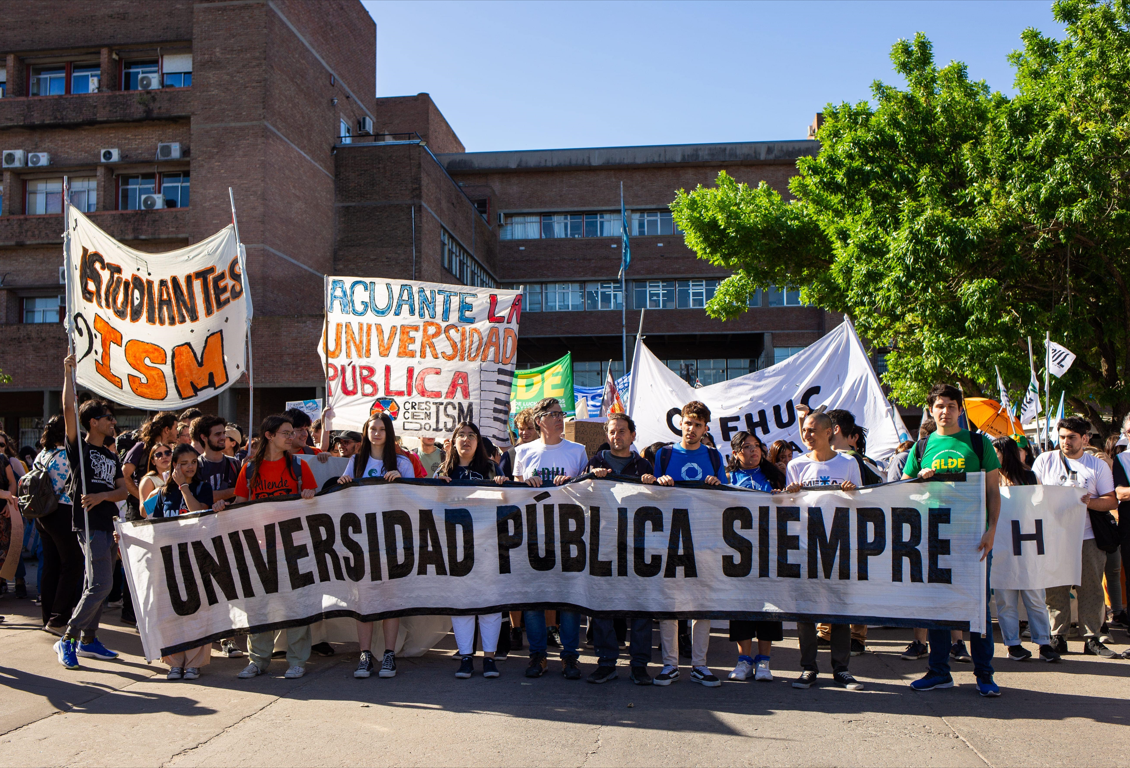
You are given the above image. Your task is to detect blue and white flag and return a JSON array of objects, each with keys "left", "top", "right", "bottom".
[{"left": 619, "top": 189, "right": 631, "bottom": 278}]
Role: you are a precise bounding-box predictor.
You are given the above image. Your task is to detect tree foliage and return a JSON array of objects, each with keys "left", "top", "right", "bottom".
[{"left": 671, "top": 0, "right": 1130, "bottom": 435}]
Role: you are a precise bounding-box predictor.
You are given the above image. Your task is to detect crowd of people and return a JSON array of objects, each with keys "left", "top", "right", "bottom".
[{"left": 2, "top": 359, "right": 1128, "bottom": 697}]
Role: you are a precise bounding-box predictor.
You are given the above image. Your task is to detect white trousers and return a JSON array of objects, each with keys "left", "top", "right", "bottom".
[
  {"left": 659, "top": 619, "right": 711, "bottom": 668},
  {"left": 451, "top": 613, "right": 503, "bottom": 655}
]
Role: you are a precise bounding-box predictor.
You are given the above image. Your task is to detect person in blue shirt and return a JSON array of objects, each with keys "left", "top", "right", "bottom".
[{"left": 726, "top": 431, "right": 783, "bottom": 492}]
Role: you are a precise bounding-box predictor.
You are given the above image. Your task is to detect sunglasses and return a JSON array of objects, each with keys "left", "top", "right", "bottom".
[
  {"left": 154, "top": 450, "right": 172, "bottom": 458},
  {"left": 0, "top": 442, "right": 6, "bottom": 450}
]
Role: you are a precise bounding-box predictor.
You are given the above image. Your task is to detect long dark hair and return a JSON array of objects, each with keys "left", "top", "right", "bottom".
[
  {"left": 41, "top": 415, "right": 66, "bottom": 450},
  {"left": 993, "top": 436, "right": 1037, "bottom": 486},
  {"left": 164, "top": 443, "right": 200, "bottom": 495},
  {"left": 145, "top": 442, "right": 172, "bottom": 476},
  {"left": 137, "top": 411, "right": 178, "bottom": 449},
  {"left": 438, "top": 421, "right": 494, "bottom": 478},
  {"left": 727, "top": 431, "right": 785, "bottom": 489},
  {"left": 353, "top": 412, "right": 399, "bottom": 479},
  {"left": 247, "top": 414, "right": 298, "bottom": 488}
]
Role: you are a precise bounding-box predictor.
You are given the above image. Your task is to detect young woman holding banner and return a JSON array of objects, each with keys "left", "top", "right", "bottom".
[
  {"left": 435, "top": 421, "right": 508, "bottom": 678},
  {"left": 339, "top": 412, "right": 415, "bottom": 680}
]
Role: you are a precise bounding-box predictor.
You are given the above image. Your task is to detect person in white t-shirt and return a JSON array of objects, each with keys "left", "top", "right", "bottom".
[
  {"left": 338, "top": 412, "right": 416, "bottom": 680},
  {"left": 1032, "top": 416, "right": 1119, "bottom": 658},
  {"left": 512, "top": 397, "right": 589, "bottom": 681},
  {"left": 783, "top": 411, "right": 863, "bottom": 691}
]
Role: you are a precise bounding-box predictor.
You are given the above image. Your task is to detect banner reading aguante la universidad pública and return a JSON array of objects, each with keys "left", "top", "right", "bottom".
[{"left": 319, "top": 277, "right": 522, "bottom": 447}]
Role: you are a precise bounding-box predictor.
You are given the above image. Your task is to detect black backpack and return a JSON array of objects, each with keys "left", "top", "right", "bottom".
[
  {"left": 655, "top": 444, "right": 724, "bottom": 482},
  {"left": 17, "top": 450, "right": 61, "bottom": 520}
]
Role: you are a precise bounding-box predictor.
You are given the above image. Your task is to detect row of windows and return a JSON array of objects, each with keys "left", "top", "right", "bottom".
[
  {"left": 19, "top": 173, "right": 189, "bottom": 215},
  {"left": 8, "top": 55, "right": 192, "bottom": 98},
  {"left": 500, "top": 210, "right": 681, "bottom": 240},
  {"left": 516, "top": 281, "right": 805, "bottom": 312},
  {"left": 526, "top": 354, "right": 806, "bottom": 390},
  {"left": 441, "top": 229, "right": 497, "bottom": 289}
]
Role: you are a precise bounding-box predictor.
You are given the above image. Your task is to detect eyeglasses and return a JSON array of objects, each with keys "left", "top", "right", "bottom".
[
  {"left": 276, "top": 430, "right": 295, "bottom": 439},
  {"left": 153, "top": 451, "right": 171, "bottom": 459},
  {"left": 542, "top": 411, "right": 565, "bottom": 420}
]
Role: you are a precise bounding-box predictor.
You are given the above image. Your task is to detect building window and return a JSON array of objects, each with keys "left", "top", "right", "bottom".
[
  {"left": 747, "top": 289, "right": 762, "bottom": 307},
  {"left": 500, "top": 215, "right": 541, "bottom": 240},
  {"left": 631, "top": 210, "right": 679, "bottom": 237},
  {"left": 25, "top": 179, "right": 67, "bottom": 215},
  {"left": 339, "top": 118, "right": 352, "bottom": 144},
  {"left": 520, "top": 284, "right": 542, "bottom": 312},
  {"left": 162, "top": 53, "right": 192, "bottom": 88},
  {"left": 584, "top": 212, "right": 622, "bottom": 238},
  {"left": 574, "top": 361, "right": 603, "bottom": 389},
  {"left": 675, "top": 279, "right": 720, "bottom": 309},
  {"left": 875, "top": 353, "right": 889, "bottom": 376},
  {"left": 123, "top": 61, "right": 159, "bottom": 90},
  {"left": 773, "top": 346, "right": 807, "bottom": 365},
  {"left": 633, "top": 280, "right": 676, "bottom": 310},
  {"left": 30, "top": 66, "right": 67, "bottom": 96},
  {"left": 541, "top": 214, "right": 584, "bottom": 239},
  {"left": 71, "top": 65, "right": 100, "bottom": 94},
  {"left": 726, "top": 358, "right": 755, "bottom": 380},
  {"left": 23, "top": 296, "right": 63, "bottom": 324},
  {"left": 665, "top": 358, "right": 754, "bottom": 384},
  {"left": 585, "top": 281, "right": 623, "bottom": 311},
  {"left": 766, "top": 286, "right": 804, "bottom": 307},
  {"left": 441, "top": 228, "right": 497, "bottom": 288},
  {"left": 543, "top": 282, "right": 584, "bottom": 312},
  {"left": 68, "top": 178, "right": 97, "bottom": 213},
  {"left": 160, "top": 172, "right": 190, "bottom": 208},
  {"left": 119, "top": 174, "right": 157, "bottom": 210},
  {"left": 0, "top": 68, "right": 6, "bottom": 97},
  {"left": 163, "top": 71, "right": 192, "bottom": 88}
]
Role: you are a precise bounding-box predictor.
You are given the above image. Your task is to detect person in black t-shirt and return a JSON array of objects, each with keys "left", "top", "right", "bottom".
[{"left": 54, "top": 354, "right": 128, "bottom": 671}]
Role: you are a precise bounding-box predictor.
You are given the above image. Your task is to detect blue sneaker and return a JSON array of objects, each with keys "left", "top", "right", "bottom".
[
  {"left": 976, "top": 676, "right": 1001, "bottom": 697},
  {"left": 910, "top": 672, "right": 954, "bottom": 691},
  {"left": 54, "top": 637, "right": 80, "bottom": 670},
  {"left": 77, "top": 638, "right": 119, "bottom": 661}
]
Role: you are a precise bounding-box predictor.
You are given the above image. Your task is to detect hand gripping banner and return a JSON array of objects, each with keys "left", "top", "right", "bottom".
[
  {"left": 65, "top": 208, "right": 248, "bottom": 408},
  {"left": 118, "top": 477, "right": 989, "bottom": 661}
]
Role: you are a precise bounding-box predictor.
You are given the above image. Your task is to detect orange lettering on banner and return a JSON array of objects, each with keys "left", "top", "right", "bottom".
[
  {"left": 445, "top": 371, "right": 470, "bottom": 399},
  {"left": 172, "top": 330, "right": 229, "bottom": 398},
  {"left": 345, "top": 323, "right": 365, "bottom": 359},
  {"left": 375, "top": 325, "right": 398, "bottom": 357},
  {"left": 465, "top": 328, "right": 483, "bottom": 360},
  {"left": 93, "top": 314, "right": 123, "bottom": 388},
  {"left": 502, "top": 329, "right": 518, "bottom": 364},
  {"left": 441, "top": 325, "right": 460, "bottom": 361},
  {"left": 397, "top": 325, "right": 419, "bottom": 358},
  {"left": 364, "top": 324, "right": 372, "bottom": 357},
  {"left": 124, "top": 340, "right": 168, "bottom": 400},
  {"left": 458, "top": 327, "right": 467, "bottom": 361},
  {"left": 325, "top": 323, "right": 342, "bottom": 359},
  {"left": 420, "top": 321, "right": 442, "bottom": 359},
  {"left": 415, "top": 368, "right": 442, "bottom": 398},
  {"left": 481, "top": 327, "right": 501, "bottom": 363}
]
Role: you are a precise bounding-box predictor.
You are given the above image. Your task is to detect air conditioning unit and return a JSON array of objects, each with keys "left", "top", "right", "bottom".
[
  {"left": 89, "top": 76, "right": 100, "bottom": 93},
  {"left": 497, "top": 212, "right": 505, "bottom": 226},
  {"left": 157, "top": 142, "right": 181, "bottom": 160},
  {"left": 2, "top": 149, "right": 25, "bottom": 168},
  {"left": 141, "top": 193, "right": 166, "bottom": 210},
  {"left": 101, "top": 148, "right": 120, "bottom": 163},
  {"left": 137, "top": 73, "right": 161, "bottom": 91},
  {"left": 59, "top": 266, "right": 66, "bottom": 284},
  {"left": 27, "top": 152, "right": 51, "bottom": 168},
  {"left": 357, "top": 115, "right": 373, "bottom": 135}
]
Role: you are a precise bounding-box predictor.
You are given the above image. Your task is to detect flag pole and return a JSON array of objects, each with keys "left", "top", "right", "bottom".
[
  {"left": 229, "top": 188, "right": 254, "bottom": 440},
  {"left": 1044, "top": 331, "right": 1052, "bottom": 452},
  {"left": 620, "top": 181, "right": 628, "bottom": 386}
]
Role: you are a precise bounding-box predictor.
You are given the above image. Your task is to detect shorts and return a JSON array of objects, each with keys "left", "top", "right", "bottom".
[{"left": 728, "top": 620, "right": 784, "bottom": 643}]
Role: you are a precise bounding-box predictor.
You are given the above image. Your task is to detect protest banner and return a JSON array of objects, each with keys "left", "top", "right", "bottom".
[
  {"left": 296, "top": 454, "right": 351, "bottom": 493},
  {"left": 511, "top": 353, "right": 576, "bottom": 425},
  {"left": 64, "top": 207, "right": 248, "bottom": 409},
  {"left": 574, "top": 373, "right": 631, "bottom": 415},
  {"left": 118, "top": 476, "right": 986, "bottom": 660},
  {"left": 628, "top": 320, "right": 911, "bottom": 460},
  {"left": 286, "top": 399, "right": 323, "bottom": 424},
  {"left": 990, "top": 484, "right": 1085, "bottom": 591},
  {"left": 318, "top": 277, "right": 521, "bottom": 446}
]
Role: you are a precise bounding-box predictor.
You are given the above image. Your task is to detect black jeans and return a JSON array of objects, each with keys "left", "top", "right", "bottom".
[
  {"left": 592, "top": 616, "right": 653, "bottom": 668},
  {"left": 35, "top": 505, "right": 83, "bottom": 629}
]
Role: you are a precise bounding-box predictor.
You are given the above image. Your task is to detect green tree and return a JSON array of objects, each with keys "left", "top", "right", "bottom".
[{"left": 671, "top": 0, "right": 1130, "bottom": 436}]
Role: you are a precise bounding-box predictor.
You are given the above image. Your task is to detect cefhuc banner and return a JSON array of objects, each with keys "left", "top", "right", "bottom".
[
  {"left": 511, "top": 353, "right": 575, "bottom": 426},
  {"left": 990, "top": 484, "right": 1085, "bottom": 591},
  {"left": 628, "top": 320, "right": 911, "bottom": 460},
  {"left": 319, "top": 277, "right": 521, "bottom": 447},
  {"left": 65, "top": 207, "right": 248, "bottom": 409},
  {"left": 117, "top": 476, "right": 986, "bottom": 661}
]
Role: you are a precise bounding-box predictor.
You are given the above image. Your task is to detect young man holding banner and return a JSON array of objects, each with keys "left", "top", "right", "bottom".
[{"left": 903, "top": 384, "right": 1002, "bottom": 697}]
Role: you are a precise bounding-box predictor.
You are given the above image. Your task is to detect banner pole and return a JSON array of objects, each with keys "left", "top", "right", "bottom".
[
  {"left": 620, "top": 181, "right": 628, "bottom": 384},
  {"left": 1027, "top": 336, "right": 1039, "bottom": 448},
  {"left": 229, "top": 187, "right": 254, "bottom": 439},
  {"left": 323, "top": 274, "right": 331, "bottom": 430},
  {"left": 1044, "top": 331, "right": 1052, "bottom": 452}
]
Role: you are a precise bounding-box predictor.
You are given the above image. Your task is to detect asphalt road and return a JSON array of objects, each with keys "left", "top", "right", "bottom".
[{"left": 1, "top": 597, "right": 1129, "bottom": 768}]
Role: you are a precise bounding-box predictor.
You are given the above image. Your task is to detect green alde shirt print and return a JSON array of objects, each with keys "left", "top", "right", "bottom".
[{"left": 903, "top": 429, "right": 1000, "bottom": 477}]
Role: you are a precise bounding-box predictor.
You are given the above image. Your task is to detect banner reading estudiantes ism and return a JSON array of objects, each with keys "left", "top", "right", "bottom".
[
  {"left": 65, "top": 207, "right": 248, "bottom": 409},
  {"left": 319, "top": 277, "right": 522, "bottom": 445},
  {"left": 117, "top": 477, "right": 992, "bottom": 660}
]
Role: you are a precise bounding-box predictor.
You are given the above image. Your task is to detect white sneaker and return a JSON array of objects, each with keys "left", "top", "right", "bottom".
[
  {"left": 237, "top": 663, "right": 264, "bottom": 679},
  {"left": 728, "top": 659, "right": 753, "bottom": 681},
  {"left": 754, "top": 657, "right": 773, "bottom": 681},
  {"left": 183, "top": 667, "right": 200, "bottom": 680},
  {"left": 166, "top": 666, "right": 184, "bottom": 680},
  {"left": 284, "top": 665, "right": 305, "bottom": 679}
]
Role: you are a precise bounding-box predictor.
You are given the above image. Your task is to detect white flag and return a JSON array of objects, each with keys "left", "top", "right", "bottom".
[
  {"left": 995, "top": 366, "right": 1012, "bottom": 415},
  {"left": 1047, "top": 341, "right": 1076, "bottom": 378},
  {"left": 1019, "top": 366, "right": 1040, "bottom": 425}
]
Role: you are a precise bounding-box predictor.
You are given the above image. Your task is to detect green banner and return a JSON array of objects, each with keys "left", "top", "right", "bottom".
[{"left": 510, "top": 353, "right": 575, "bottom": 427}]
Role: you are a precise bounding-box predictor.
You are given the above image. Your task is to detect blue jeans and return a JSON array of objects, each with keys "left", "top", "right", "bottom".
[
  {"left": 524, "top": 610, "right": 580, "bottom": 660},
  {"left": 928, "top": 552, "right": 993, "bottom": 679},
  {"left": 592, "top": 616, "right": 653, "bottom": 668}
]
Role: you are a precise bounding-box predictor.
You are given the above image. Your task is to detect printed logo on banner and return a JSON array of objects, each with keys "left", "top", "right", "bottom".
[{"left": 370, "top": 398, "right": 400, "bottom": 420}]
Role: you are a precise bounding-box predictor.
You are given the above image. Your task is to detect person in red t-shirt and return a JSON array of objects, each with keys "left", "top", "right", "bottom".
[{"left": 234, "top": 414, "right": 316, "bottom": 682}]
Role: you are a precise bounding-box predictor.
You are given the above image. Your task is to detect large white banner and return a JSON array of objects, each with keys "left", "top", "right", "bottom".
[
  {"left": 118, "top": 477, "right": 986, "bottom": 660},
  {"left": 628, "top": 320, "right": 911, "bottom": 460},
  {"left": 65, "top": 207, "right": 248, "bottom": 409},
  {"left": 319, "top": 277, "right": 521, "bottom": 446},
  {"left": 990, "top": 484, "right": 1085, "bottom": 591}
]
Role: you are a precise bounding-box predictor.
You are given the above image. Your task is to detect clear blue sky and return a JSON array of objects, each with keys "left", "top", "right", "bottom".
[{"left": 361, "top": 1, "right": 1062, "bottom": 152}]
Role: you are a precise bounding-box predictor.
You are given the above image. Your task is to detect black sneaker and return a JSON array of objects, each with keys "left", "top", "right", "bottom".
[
  {"left": 510, "top": 626, "right": 524, "bottom": 651},
  {"left": 792, "top": 670, "right": 818, "bottom": 689},
  {"left": 587, "top": 664, "right": 617, "bottom": 684},
  {"left": 653, "top": 665, "right": 679, "bottom": 685},
  {"left": 1051, "top": 635, "right": 1069, "bottom": 655},
  {"left": 456, "top": 655, "right": 474, "bottom": 679},
  {"left": 546, "top": 626, "right": 561, "bottom": 648},
  {"left": 1007, "top": 644, "right": 1032, "bottom": 661},
  {"left": 312, "top": 642, "right": 335, "bottom": 657},
  {"left": 690, "top": 666, "right": 721, "bottom": 687},
  {"left": 482, "top": 657, "right": 500, "bottom": 678},
  {"left": 833, "top": 670, "right": 863, "bottom": 690},
  {"left": 949, "top": 641, "right": 972, "bottom": 663},
  {"left": 354, "top": 650, "right": 374, "bottom": 679},
  {"left": 901, "top": 641, "right": 928, "bottom": 660},
  {"left": 562, "top": 658, "right": 582, "bottom": 680},
  {"left": 378, "top": 650, "right": 397, "bottom": 678},
  {"left": 1112, "top": 610, "right": 1129, "bottom": 629},
  {"left": 526, "top": 652, "right": 548, "bottom": 678},
  {"left": 1099, "top": 623, "right": 1114, "bottom": 644},
  {"left": 629, "top": 666, "right": 652, "bottom": 685},
  {"left": 850, "top": 639, "right": 866, "bottom": 656},
  {"left": 1038, "top": 644, "right": 1061, "bottom": 663},
  {"left": 1084, "top": 638, "right": 1117, "bottom": 658}
]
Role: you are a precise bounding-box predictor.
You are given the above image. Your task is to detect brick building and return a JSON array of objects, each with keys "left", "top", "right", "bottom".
[{"left": 0, "top": 0, "right": 838, "bottom": 448}]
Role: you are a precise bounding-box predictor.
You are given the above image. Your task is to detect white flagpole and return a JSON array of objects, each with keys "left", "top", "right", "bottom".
[
  {"left": 1044, "top": 331, "right": 1052, "bottom": 451},
  {"left": 229, "top": 188, "right": 254, "bottom": 439},
  {"left": 62, "top": 178, "right": 93, "bottom": 583},
  {"left": 620, "top": 182, "right": 628, "bottom": 385}
]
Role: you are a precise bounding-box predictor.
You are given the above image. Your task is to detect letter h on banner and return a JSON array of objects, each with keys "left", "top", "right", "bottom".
[{"left": 1011, "top": 519, "right": 1045, "bottom": 556}]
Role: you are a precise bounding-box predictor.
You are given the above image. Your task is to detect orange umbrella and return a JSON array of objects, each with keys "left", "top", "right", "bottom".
[{"left": 963, "top": 397, "right": 1025, "bottom": 438}]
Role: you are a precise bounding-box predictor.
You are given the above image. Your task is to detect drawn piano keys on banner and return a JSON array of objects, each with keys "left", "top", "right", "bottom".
[{"left": 478, "top": 363, "right": 515, "bottom": 447}]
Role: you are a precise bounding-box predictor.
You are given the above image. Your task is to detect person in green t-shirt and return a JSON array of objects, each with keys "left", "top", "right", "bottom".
[{"left": 903, "top": 383, "right": 1002, "bottom": 697}]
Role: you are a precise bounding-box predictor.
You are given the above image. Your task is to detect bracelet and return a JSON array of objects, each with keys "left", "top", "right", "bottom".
[{"left": 179, "top": 483, "right": 190, "bottom": 489}]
